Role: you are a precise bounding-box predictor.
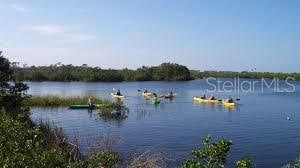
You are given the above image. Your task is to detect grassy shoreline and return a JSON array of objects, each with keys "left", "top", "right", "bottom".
[{"left": 25, "top": 95, "right": 111, "bottom": 107}]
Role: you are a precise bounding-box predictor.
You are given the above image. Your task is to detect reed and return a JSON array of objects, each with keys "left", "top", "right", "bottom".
[{"left": 25, "top": 95, "right": 111, "bottom": 107}]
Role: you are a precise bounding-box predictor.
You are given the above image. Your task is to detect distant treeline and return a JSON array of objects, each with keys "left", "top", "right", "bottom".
[
  {"left": 191, "top": 70, "right": 300, "bottom": 80},
  {"left": 13, "top": 62, "right": 192, "bottom": 82},
  {"left": 13, "top": 62, "right": 300, "bottom": 82}
]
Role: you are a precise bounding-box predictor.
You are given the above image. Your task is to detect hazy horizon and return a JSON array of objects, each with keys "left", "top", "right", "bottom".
[{"left": 1, "top": 0, "right": 299, "bottom": 73}]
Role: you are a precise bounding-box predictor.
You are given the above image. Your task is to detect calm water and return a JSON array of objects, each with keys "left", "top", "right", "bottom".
[{"left": 29, "top": 79, "right": 300, "bottom": 167}]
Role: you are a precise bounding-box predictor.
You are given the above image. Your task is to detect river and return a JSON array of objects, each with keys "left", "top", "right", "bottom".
[{"left": 29, "top": 79, "right": 300, "bottom": 167}]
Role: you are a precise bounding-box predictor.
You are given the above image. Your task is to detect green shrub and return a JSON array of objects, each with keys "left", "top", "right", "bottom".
[
  {"left": 0, "top": 111, "right": 70, "bottom": 167},
  {"left": 283, "top": 156, "right": 300, "bottom": 168},
  {"left": 235, "top": 157, "right": 252, "bottom": 168},
  {"left": 182, "top": 135, "right": 232, "bottom": 168},
  {"left": 1, "top": 51, "right": 120, "bottom": 168},
  {"left": 182, "top": 135, "right": 253, "bottom": 168},
  {"left": 84, "top": 152, "right": 120, "bottom": 168}
]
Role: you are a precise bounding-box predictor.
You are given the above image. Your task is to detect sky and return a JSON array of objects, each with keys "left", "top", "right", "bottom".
[{"left": 0, "top": 0, "right": 299, "bottom": 72}]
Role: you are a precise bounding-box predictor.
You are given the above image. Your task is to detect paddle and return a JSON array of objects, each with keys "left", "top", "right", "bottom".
[{"left": 218, "top": 98, "right": 241, "bottom": 102}]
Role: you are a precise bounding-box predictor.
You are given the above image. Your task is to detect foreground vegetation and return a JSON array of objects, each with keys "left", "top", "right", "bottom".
[
  {"left": 13, "top": 62, "right": 192, "bottom": 82},
  {"left": 183, "top": 135, "right": 252, "bottom": 168},
  {"left": 1, "top": 52, "right": 122, "bottom": 167},
  {"left": 0, "top": 110, "right": 121, "bottom": 167}
]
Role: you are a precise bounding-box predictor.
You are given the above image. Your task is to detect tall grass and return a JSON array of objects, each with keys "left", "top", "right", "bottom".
[
  {"left": 25, "top": 95, "right": 112, "bottom": 107},
  {"left": 0, "top": 109, "right": 121, "bottom": 167}
]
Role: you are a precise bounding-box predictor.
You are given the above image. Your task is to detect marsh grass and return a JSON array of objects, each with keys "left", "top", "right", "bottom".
[
  {"left": 38, "top": 121, "right": 82, "bottom": 162},
  {"left": 25, "top": 95, "right": 112, "bottom": 107}
]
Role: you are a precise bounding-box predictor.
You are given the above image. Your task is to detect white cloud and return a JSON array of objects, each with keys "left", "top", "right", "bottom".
[
  {"left": 25, "top": 24, "right": 96, "bottom": 43},
  {"left": 29, "top": 25, "right": 65, "bottom": 35},
  {"left": 9, "top": 3, "right": 30, "bottom": 12},
  {"left": 64, "top": 33, "right": 96, "bottom": 43}
]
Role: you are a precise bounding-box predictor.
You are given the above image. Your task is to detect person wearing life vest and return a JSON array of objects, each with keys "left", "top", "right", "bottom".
[
  {"left": 209, "top": 94, "right": 216, "bottom": 100},
  {"left": 87, "top": 97, "right": 93, "bottom": 110},
  {"left": 225, "top": 97, "right": 234, "bottom": 103},
  {"left": 144, "top": 88, "right": 148, "bottom": 94},
  {"left": 116, "top": 89, "right": 122, "bottom": 96}
]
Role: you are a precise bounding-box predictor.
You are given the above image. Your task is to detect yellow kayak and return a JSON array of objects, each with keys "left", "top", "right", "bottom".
[
  {"left": 143, "top": 92, "right": 152, "bottom": 97},
  {"left": 111, "top": 93, "right": 125, "bottom": 98},
  {"left": 222, "top": 100, "right": 235, "bottom": 106},
  {"left": 193, "top": 97, "right": 218, "bottom": 103}
]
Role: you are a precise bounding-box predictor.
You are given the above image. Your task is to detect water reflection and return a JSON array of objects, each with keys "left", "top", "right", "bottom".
[
  {"left": 96, "top": 100, "right": 129, "bottom": 125},
  {"left": 97, "top": 110, "right": 128, "bottom": 122},
  {"left": 135, "top": 105, "right": 152, "bottom": 120}
]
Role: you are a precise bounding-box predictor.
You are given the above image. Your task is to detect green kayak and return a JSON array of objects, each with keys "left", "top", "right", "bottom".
[{"left": 69, "top": 104, "right": 102, "bottom": 109}]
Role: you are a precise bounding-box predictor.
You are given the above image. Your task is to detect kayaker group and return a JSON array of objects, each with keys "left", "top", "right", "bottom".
[
  {"left": 199, "top": 94, "right": 216, "bottom": 100},
  {"left": 108, "top": 88, "right": 236, "bottom": 106},
  {"left": 142, "top": 88, "right": 176, "bottom": 104},
  {"left": 197, "top": 94, "right": 233, "bottom": 102}
]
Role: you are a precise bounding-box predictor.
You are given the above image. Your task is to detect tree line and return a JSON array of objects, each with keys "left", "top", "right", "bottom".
[
  {"left": 13, "top": 62, "right": 193, "bottom": 82},
  {"left": 191, "top": 70, "right": 300, "bottom": 80},
  {"left": 13, "top": 63, "right": 300, "bottom": 82}
]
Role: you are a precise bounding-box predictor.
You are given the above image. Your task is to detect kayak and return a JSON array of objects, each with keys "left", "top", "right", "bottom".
[
  {"left": 69, "top": 104, "right": 102, "bottom": 109},
  {"left": 69, "top": 105, "right": 90, "bottom": 109},
  {"left": 153, "top": 100, "right": 160, "bottom": 104},
  {"left": 111, "top": 93, "right": 125, "bottom": 98},
  {"left": 164, "top": 93, "right": 177, "bottom": 99},
  {"left": 164, "top": 95, "right": 174, "bottom": 99},
  {"left": 143, "top": 92, "right": 152, "bottom": 97},
  {"left": 193, "top": 97, "right": 218, "bottom": 103},
  {"left": 222, "top": 100, "right": 235, "bottom": 107}
]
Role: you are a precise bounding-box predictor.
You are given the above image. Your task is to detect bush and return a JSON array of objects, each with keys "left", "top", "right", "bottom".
[
  {"left": 0, "top": 111, "right": 70, "bottom": 167},
  {"left": 182, "top": 135, "right": 232, "bottom": 168},
  {"left": 84, "top": 152, "right": 120, "bottom": 168},
  {"left": 283, "top": 156, "right": 300, "bottom": 168},
  {"left": 1, "top": 51, "right": 121, "bottom": 168},
  {"left": 235, "top": 157, "right": 252, "bottom": 168},
  {"left": 0, "top": 52, "right": 29, "bottom": 114},
  {"left": 182, "top": 135, "right": 252, "bottom": 168}
]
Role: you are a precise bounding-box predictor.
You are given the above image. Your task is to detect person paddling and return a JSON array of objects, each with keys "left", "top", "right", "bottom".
[
  {"left": 116, "top": 89, "right": 122, "bottom": 96},
  {"left": 87, "top": 97, "right": 93, "bottom": 111},
  {"left": 200, "top": 94, "right": 206, "bottom": 99},
  {"left": 167, "top": 91, "right": 173, "bottom": 97},
  {"left": 209, "top": 94, "right": 216, "bottom": 100},
  {"left": 144, "top": 88, "right": 148, "bottom": 94},
  {"left": 225, "top": 97, "right": 234, "bottom": 103},
  {"left": 153, "top": 93, "right": 158, "bottom": 100}
]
